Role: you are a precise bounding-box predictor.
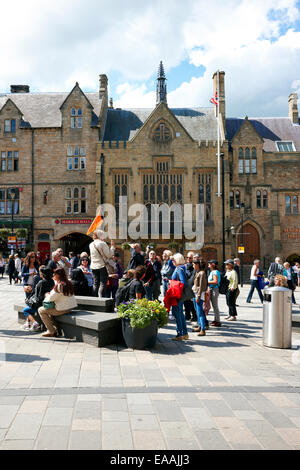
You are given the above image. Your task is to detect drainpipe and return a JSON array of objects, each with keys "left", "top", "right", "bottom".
[
  {"left": 100, "top": 153, "right": 104, "bottom": 205},
  {"left": 31, "top": 129, "right": 34, "bottom": 246}
]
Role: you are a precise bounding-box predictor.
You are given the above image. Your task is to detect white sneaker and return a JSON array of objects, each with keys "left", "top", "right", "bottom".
[
  {"left": 30, "top": 323, "right": 41, "bottom": 332},
  {"left": 21, "top": 322, "right": 30, "bottom": 331}
]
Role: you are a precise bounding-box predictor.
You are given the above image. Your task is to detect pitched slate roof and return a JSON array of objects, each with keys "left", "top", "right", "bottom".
[
  {"left": 0, "top": 92, "right": 102, "bottom": 128},
  {"left": 226, "top": 117, "right": 300, "bottom": 152},
  {"left": 102, "top": 107, "right": 219, "bottom": 142}
]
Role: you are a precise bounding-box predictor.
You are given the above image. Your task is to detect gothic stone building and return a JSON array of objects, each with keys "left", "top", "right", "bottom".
[{"left": 0, "top": 64, "right": 299, "bottom": 266}]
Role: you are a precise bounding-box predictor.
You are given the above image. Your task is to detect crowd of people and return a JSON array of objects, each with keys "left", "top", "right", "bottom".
[{"left": 0, "top": 232, "right": 299, "bottom": 341}]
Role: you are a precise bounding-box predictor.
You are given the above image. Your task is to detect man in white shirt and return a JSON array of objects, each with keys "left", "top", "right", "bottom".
[{"left": 246, "top": 259, "right": 264, "bottom": 304}]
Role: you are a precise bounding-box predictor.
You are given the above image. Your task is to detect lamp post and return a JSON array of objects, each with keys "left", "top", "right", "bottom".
[
  {"left": 240, "top": 202, "right": 245, "bottom": 287},
  {"left": 8, "top": 189, "right": 16, "bottom": 254}
]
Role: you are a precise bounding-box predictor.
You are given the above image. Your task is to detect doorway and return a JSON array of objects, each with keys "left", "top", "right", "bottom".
[
  {"left": 237, "top": 223, "right": 260, "bottom": 263},
  {"left": 59, "top": 232, "right": 92, "bottom": 256}
]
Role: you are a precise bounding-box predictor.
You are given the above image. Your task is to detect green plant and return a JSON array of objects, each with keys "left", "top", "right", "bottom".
[
  {"left": 16, "top": 228, "right": 27, "bottom": 238},
  {"left": 0, "top": 228, "right": 10, "bottom": 239},
  {"left": 168, "top": 241, "right": 179, "bottom": 251},
  {"left": 117, "top": 298, "right": 168, "bottom": 329},
  {"left": 121, "top": 242, "right": 131, "bottom": 251}
]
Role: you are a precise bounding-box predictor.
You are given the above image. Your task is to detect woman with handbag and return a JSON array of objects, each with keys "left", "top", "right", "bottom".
[
  {"left": 192, "top": 260, "right": 208, "bottom": 337},
  {"left": 22, "top": 266, "right": 54, "bottom": 332},
  {"left": 38, "top": 267, "right": 77, "bottom": 337},
  {"left": 170, "top": 253, "right": 189, "bottom": 342},
  {"left": 89, "top": 229, "right": 115, "bottom": 297}
]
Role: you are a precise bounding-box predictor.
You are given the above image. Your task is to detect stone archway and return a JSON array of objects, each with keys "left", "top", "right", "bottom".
[
  {"left": 58, "top": 232, "right": 92, "bottom": 256},
  {"left": 286, "top": 253, "right": 300, "bottom": 264},
  {"left": 237, "top": 223, "right": 260, "bottom": 263}
]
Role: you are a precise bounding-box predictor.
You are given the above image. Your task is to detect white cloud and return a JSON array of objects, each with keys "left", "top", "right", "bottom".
[{"left": 0, "top": 0, "right": 299, "bottom": 117}]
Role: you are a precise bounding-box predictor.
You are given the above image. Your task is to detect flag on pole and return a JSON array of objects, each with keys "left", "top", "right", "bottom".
[
  {"left": 86, "top": 213, "right": 103, "bottom": 235},
  {"left": 210, "top": 91, "right": 218, "bottom": 106}
]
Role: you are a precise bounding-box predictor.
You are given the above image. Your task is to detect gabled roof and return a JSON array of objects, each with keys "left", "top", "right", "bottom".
[
  {"left": 103, "top": 107, "right": 219, "bottom": 142},
  {"left": 226, "top": 117, "right": 300, "bottom": 152},
  {"left": 0, "top": 92, "right": 102, "bottom": 128}
]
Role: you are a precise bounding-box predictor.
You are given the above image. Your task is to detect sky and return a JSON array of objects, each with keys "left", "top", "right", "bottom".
[{"left": 1, "top": 0, "right": 300, "bottom": 117}]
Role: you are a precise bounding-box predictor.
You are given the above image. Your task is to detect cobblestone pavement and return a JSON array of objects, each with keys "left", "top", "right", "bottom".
[{"left": 0, "top": 276, "right": 299, "bottom": 450}]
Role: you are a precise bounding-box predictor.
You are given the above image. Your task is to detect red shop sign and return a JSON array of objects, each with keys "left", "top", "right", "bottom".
[{"left": 59, "top": 219, "right": 92, "bottom": 225}]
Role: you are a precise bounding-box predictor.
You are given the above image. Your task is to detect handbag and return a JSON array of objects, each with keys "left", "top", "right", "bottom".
[
  {"left": 94, "top": 242, "right": 117, "bottom": 275},
  {"left": 26, "top": 295, "right": 38, "bottom": 310},
  {"left": 42, "top": 301, "right": 55, "bottom": 309}
]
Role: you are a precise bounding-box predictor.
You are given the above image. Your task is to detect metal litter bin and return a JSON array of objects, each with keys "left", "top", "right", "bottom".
[{"left": 263, "top": 286, "right": 292, "bottom": 349}]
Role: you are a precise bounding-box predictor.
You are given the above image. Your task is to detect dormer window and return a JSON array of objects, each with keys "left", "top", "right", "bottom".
[
  {"left": 4, "top": 119, "right": 16, "bottom": 133},
  {"left": 70, "top": 108, "right": 82, "bottom": 129},
  {"left": 276, "top": 141, "right": 295, "bottom": 152}
]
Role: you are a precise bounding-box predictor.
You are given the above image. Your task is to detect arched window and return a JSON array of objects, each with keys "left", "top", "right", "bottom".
[
  {"left": 245, "top": 148, "right": 250, "bottom": 173},
  {"left": 256, "top": 190, "right": 261, "bottom": 208},
  {"left": 292, "top": 196, "right": 298, "bottom": 214},
  {"left": 263, "top": 190, "right": 268, "bottom": 208},
  {"left": 73, "top": 188, "right": 79, "bottom": 199},
  {"left": 152, "top": 123, "right": 171, "bottom": 142},
  {"left": 238, "top": 148, "right": 244, "bottom": 174},
  {"left": 251, "top": 148, "right": 257, "bottom": 174},
  {"left": 235, "top": 190, "right": 240, "bottom": 208},
  {"left": 286, "top": 195, "right": 291, "bottom": 214},
  {"left": 285, "top": 195, "right": 299, "bottom": 214},
  {"left": 230, "top": 191, "right": 234, "bottom": 209}
]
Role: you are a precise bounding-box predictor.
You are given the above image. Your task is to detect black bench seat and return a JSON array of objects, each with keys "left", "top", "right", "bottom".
[{"left": 14, "top": 296, "right": 122, "bottom": 347}]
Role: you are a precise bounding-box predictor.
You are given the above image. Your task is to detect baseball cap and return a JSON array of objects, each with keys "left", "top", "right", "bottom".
[{"left": 208, "top": 259, "right": 218, "bottom": 265}]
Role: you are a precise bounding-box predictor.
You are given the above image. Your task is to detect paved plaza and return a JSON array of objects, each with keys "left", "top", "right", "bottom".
[{"left": 0, "top": 277, "right": 299, "bottom": 450}]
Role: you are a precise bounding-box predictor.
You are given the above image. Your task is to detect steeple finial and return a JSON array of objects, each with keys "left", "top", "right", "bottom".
[{"left": 156, "top": 61, "right": 167, "bottom": 105}]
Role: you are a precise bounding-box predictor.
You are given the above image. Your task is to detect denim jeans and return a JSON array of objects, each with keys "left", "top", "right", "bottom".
[
  {"left": 145, "top": 285, "right": 153, "bottom": 301},
  {"left": 162, "top": 279, "right": 169, "bottom": 298},
  {"left": 172, "top": 301, "right": 187, "bottom": 337},
  {"left": 247, "top": 280, "right": 263, "bottom": 303},
  {"left": 193, "top": 298, "right": 206, "bottom": 331},
  {"left": 23, "top": 306, "right": 37, "bottom": 318}
]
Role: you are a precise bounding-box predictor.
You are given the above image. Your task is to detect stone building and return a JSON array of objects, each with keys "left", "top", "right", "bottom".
[{"left": 0, "top": 63, "right": 299, "bottom": 266}]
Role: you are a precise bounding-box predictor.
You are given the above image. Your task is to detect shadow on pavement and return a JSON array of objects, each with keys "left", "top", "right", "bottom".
[{"left": 3, "top": 353, "right": 49, "bottom": 363}]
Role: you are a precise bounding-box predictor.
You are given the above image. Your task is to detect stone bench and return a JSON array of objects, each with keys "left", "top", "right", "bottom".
[{"left": 14, "top": 296, "right": 123, "bottom": 347}]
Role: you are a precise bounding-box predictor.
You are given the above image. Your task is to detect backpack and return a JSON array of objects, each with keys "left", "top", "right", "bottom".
[
  {"left": 115, "top": 280, "right": 134, "bottom": 307},
  {"left": 219, "top": 273, "right": 230, "bottom": 294}
]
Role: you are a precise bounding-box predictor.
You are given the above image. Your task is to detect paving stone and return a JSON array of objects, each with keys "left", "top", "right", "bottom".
[
  {"left": 74, "top": 401, "right": 101, "bottom": 419},
  {"left": 221, "top": 393, "right": 254, "bottom": 411},
  {"left": 69, "top": 431, "right": 101, "bottom": 450},
  {"left": 102, "top": 421, "right": 133, "bottom": 450},
  {"left": 48, "top": 395, "right": 77, "bottom": 408},
  {"left": 127, "top": 404, "right": 155, "bottom": 415},
  {"left": 160, "top": 421, "right": 196, "bottom": 439},
  {"left": 181, "top": 408, "right": 216, "bottom": 430},
  {"left": 133, "top": 430, "right": 167, "bottom": 450},
  {"left": 0, "top": 405, "right": 20, "bottom": 428},
  {"left": 152, "top": 401, "right": 185, "bottom": 422},
  {"left": 166, "top": 438, "right": 200, "bottom": 450},
  {"left": 261, "top": 411, "right": 296, "bottom": 428},
  {"left": 0, "top": 439, "right": 35, "bottom": 450},
  {"left": 71, "top": 419, "right": 101, "bottom": 431},
  {"left": 127, "top": 393, "right": 151, "bottom": 405},
  {"left": 35, "top": 426, "right": 70, "bottom": 450},
  {"left": 196, "top": 429, "right": 232, "bottom": 450},
  {"left": 275, "top": 428, "right": 300, "bottom": 447},
  {"left": 201, "top": 399, "right": 235, "bottom": 417},
  {"left": 6, "top": 413, "right": 45, "bottom": 440},
  {"left": 130, "top": 415, "right": 160, "bottom": 431},
  {"left": 42, "top": 407, "right": 73, "bottom": 426},
  {"left": 103, "top": 411, "right": 129, "bottom": 422},
  {"left": 102, "top": 399, "right": 128, "bottom": 411},
  {"left": 234, "top": 410, "right": 265, "bottom": 421}
]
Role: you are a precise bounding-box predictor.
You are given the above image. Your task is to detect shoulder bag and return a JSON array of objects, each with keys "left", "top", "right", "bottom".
[{"left": 94, "top": 242, "right": 117, "bottom": 275}]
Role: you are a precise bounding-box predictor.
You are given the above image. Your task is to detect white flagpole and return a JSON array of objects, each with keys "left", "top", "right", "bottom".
[{"left": 217, "top": 70, "right": 221, "bottom": 198}]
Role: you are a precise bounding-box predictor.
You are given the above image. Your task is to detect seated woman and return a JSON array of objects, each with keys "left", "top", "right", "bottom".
[
  {"left": 128, "top": 265, "right": 146, "bottom": 300},
  {"left": 78, "top": 256, "right": 94, "bottom": 296},
  {"left": 71, "top": 266, "right": 89, "bottom": 296},
  {"left": 23, "top": 266, "right": 55, "bottom": 332},
  {"left": 38, "top": 267, "right": 77, "bottom": 337}
]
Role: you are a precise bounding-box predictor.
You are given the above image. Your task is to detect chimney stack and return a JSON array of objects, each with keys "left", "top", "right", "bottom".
[
  {"left": 10, "top": 85, "right": 30, "bottom": 93},
  {"left": 288, "top": 93, "right": 299, "bottom": 124},
  {"left": 99, "top": 74, "right": 108, "bottom": 101}
]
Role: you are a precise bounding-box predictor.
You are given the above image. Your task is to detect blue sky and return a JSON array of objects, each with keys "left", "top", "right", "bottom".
[{"left": 1, "top": 0, "right": 300, "bottom": 118}]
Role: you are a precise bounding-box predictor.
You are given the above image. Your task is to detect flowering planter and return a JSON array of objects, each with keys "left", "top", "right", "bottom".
[{"left": 121, "top": 318, "right": 158, "bottom": 350}]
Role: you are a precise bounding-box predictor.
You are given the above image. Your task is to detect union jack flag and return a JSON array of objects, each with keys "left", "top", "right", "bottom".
[{"left": 210, "top": 91, "right": 218, "bottom": 106}]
